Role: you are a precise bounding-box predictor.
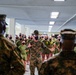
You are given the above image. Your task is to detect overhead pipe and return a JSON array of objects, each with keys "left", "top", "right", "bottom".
[{"left": 56, "top": 14, "right": 76, "bottom": 31}]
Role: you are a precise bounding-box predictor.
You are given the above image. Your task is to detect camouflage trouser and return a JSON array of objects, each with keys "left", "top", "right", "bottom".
[{"left": 30, "top": 57, "right": 42, "bottom": 75}]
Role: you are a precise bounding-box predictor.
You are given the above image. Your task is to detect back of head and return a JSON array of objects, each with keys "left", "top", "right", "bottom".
[
  {"left": 0, "top": 14, "right": 7, "bottom": 35},
  {"left": 33, "top": 30, "right": 39, "bottom": 40},
  {"left": 60, "top": 29, "right": 76, "bottom": 50},
  {"left": 60, "top": 29, "right": 76, "bottom": 40},
  {"left": 34, "top": 30, "right": 39, "bottom": 36}
]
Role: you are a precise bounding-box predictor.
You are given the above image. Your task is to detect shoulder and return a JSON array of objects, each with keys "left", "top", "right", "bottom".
[
  {"left": 41, "top": 55, "right": 57, "bottom": 69},
  {"left": 42, "top": 40, "right": 45, "bottom": 42},
  {"left": 40, "top": 61, "right": 48, "bottom": 75},
  {"left": 1, "top": 37, "right": 16, "bottom": 50},
  {"left": 38, "top": 40, "right": 42, "bottom": 43},
  {"left": 42, "top": 54, "right": 59, "bottom": 67},
  {"left": 29, "top": 40, "right": 34, "bottom": 44},
  {"left": 40, "top": 54, "right": 59, "bottom": 73}
]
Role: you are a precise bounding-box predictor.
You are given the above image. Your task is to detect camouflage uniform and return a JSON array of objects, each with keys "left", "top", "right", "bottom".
[
  {"left": 0, "top": 34, "right": 25, "bottom": 75},
  {"left": 18, "top": 44, "right": 27, "bottom": 61},
  {"left": 29, "top": 40, "right": 42, "bottom": 75},
  {"left": 29, "top": 40, "right": 50, "bottom": 75},
  {"left": 40, "top": 51, "right": 76, "bottom": 75},
  {"left": 51, "top": 39, "right": 60, "bottom": 54},
  {"left": 16, "top": 39, "right": 22, "bottom": 47},
  {"left": 41, "top": 39, "right": 51, "bottom": 61},
  {"left": 42, "top": 39, "right": 51, "bottom": 54},
  {"left": 40, "top": 29, "right": 76, "bottom": 75}
]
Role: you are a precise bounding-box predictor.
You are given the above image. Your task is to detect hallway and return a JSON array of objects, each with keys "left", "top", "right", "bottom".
[{"left": 24, "top": 64, "right": 38, "bottom": 75}]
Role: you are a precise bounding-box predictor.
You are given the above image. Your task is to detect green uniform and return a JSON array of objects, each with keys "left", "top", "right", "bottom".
[
  {"left": 0, "top": 34, "right": 25, "bottom": 75},
  {"left": 40, "top": 51, "right": 76, "bottom": 75},
  {"left": 18, "top": 45, "right": 27, "bottom": 60}
]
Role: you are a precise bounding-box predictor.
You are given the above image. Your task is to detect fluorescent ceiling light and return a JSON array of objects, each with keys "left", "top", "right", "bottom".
[
  {"left": 49, "top": 26, "right": 53, "bottom": 28},
  {"left": 49, "top": 21, "right": 55, "bottom": 25},
  {"left": 54, "top": 0, "right": 65, "bottom": 1},
  {"left": 48, "top": 26, "right": 52, "bottom": 32},
  {"left": 51, "top": 16, "right": 58, "bottom": 18},
  {"left": 51, "top": 12, "right": 59, "bottom": 18},
  {"left": 51, "top": 12, "right": 59, "bottom": 15}
]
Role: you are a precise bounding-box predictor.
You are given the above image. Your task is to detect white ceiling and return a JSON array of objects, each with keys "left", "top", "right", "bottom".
[{"left": 0, "top": 0, "right": 76, "bottom": 33}]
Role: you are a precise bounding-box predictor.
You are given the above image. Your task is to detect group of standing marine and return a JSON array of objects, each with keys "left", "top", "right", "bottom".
[
  {"left": 0, "top": 14, "right": 60, "bottom": 75},
  {"left": 1, "top": 14, "right": 75, "bottom": 75}
]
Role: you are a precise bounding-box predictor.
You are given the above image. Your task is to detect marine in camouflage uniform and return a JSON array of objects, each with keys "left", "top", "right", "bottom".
[
  {"left": 42, "top": 36, "right": 51, "bottom": 61},
  {"left": 42, "top": 37, "right": 50, "bottom": 54},
  {"left": 40, "top": 29, "right": 76, "bottom": 75},
  {"left": 18, "top": 40, "right": 27, "bottom": 70},
  {"left": 0, "top": 14, "right": 25, "bottom": 75},
  {"left": 51, "top": 38, "right": 60, "bottom": 54},
  {"left": 18, "top": 41, "right": 27, "bottom": 61},
  {"left": 16, "top": 37, "right": 23, "bottom": 47},
  {"left": 28, "top": 30, "right": 51, "bottom": 75}
]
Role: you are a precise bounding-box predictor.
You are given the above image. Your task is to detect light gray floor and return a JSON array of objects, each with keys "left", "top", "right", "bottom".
[{"left": 24, "top": 64, "right": 38, "bottom": 75}]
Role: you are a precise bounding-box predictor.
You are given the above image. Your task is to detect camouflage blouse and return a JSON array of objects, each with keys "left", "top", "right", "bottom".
[
  {"left": 29, "top": 40, "right": 43, "bottom": 59},
  {"left": 0, "top": 35, "right": 25, "bottom": 75},
  {"left": 29, "top": 40, "right": 51, "bottom": 59},
  {"left": 40, "top": 51, "right": 76, "bottom": 75}
]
